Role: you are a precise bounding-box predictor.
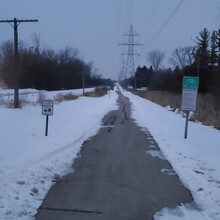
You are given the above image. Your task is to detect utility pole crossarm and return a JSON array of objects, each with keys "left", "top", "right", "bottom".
[
  {"left": 0, "top": 18, "right": 38, "bottom": 22},
  {"left": 118, "top": 42, "right": 143, "bottom": 46}
]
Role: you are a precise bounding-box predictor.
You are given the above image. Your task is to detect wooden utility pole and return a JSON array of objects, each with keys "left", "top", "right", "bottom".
[{"left": 0, "top": 18, "right": 38, "bottom": 108}]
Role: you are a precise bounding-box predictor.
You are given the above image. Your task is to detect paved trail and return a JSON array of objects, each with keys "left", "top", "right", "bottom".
[{"left": 36, "top": 92, "right": 193, "bottom": 220}]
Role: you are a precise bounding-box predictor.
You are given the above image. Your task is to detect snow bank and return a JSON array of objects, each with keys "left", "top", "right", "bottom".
[
  {"left": 0, "top": 88, "right": 95, "bottom": 106},
  {"left": 122, "top": 90, "right": 220, "bottom": 220},
  {"left": 0, "top": 89, "right": 118, "bottom": 220}
]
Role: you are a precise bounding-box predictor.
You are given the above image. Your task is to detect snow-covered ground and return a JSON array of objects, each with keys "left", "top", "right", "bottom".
[
  {"left": 122, "top": 90, "right": 220, "bottom": 220},
  {"left": 0, "top": 87, "right": 220, "bottom": 220},
  {"left": 0, "top": 88, "right": 95, "bottom": 106},
  {"left": 0, "top": 88, "right": 118, "bottom": 219}
]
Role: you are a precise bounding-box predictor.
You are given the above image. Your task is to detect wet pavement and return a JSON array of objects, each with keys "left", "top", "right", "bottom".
[{"left": 36, "top": 92, "right": 193, "bottom": 220}]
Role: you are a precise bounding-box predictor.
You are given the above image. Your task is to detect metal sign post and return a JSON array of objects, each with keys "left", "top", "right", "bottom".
[
  {"left": 42, "top": 100, "right": 54, "bottom": 136},
  {"left": 45, "top": 115, "right": 49, "bottom": 136},
  {"left": 184, "top": 111, "right": 190, "bottom": 139},
  {"left": 181, "top": 76, "right": 199, "bottom": 139}
]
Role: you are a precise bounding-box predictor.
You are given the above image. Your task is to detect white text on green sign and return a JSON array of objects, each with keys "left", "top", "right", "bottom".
[{"left": 183, "top": 76, "right": 199, "bottom": 89}]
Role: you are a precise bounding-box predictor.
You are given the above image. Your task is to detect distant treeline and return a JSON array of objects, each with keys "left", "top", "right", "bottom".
[
  {"left": 121, "top": 28, "right": 220, "bottom": 96},
  {"left": 0, "top": 36, "right": 113, "bottom": 90}
]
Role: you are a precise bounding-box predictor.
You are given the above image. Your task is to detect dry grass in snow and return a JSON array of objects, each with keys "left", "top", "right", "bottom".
[{"left": 132, "top": 90, "right": 220, "bottom": 130}]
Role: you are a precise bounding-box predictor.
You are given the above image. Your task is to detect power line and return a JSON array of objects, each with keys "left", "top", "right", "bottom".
[
  {"left": 127, "top": 0, "right": 134, "bottom": 29},
  {"left": 118, "top": 0, "right": 122, "bottom": 41},
  {"left": 121, "top": 0, "right": 134, "bottom": 32},
  {"left": 146, "top": 0, "right": 185, "bottom": 47},
  {"left": 142, "top": 0, "right": 161, "bottom": 35}
]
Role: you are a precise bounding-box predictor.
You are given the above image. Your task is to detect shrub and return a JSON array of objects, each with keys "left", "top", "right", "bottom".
[
  {"left": 84, "top": 87, "right": 108, "bottom": 97},
  {"left": 132, "top": 90, "right": 220, "bottom": 129},
  {"left": 54, "top": 92, "right": 78, "bottom": 102}
]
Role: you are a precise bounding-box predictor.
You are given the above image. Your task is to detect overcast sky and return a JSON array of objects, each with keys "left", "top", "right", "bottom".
[{"left": 1, "top": 0, "right": 220, "bottom": 80}]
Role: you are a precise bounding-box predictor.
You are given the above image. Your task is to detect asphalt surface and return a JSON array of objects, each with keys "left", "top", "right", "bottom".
[{"left": 36, "top": 92, "right": 193, "bottom": 220}]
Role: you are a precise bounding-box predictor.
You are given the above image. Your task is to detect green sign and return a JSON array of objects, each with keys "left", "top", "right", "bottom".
[{"left": 183, "top": 76, "right": 199, "bottom": 89}]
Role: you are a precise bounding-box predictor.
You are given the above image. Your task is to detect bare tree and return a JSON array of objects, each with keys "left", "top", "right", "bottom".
[
  {"left": 169, "top": 47, "right": 194, "bottom": 69},
  {"left": 147, "top": 50, "right": 165, "bottom": 71},
  {"left": 58, "top": 46, "right": 79, "bottom": 65},
  {"left": 31, "top": 33, "right": 41, "bottom": 54},
  {"left": 0, "top": 41, "right": 14, "bottom": 87}
]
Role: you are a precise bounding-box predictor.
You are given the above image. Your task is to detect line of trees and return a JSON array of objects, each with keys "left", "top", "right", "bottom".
[
  {"left": 122, "top": 28, "right": 220, "bottom": 95},
  {"left": 0, "top": 35, "right": 113, "bottom": 90}
]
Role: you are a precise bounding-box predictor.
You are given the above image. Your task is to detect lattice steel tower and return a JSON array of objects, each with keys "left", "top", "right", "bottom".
[{"left": 119, "top": 25, "right": 143, "bottom": 87}]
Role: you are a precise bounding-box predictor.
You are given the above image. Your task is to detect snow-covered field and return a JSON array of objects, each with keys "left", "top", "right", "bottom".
[
  {"left": 0, "top": 88, "right": 95, "bottom": 106},
  {"left": 0, "top": 87, "right": 220, "bottom": 220}
]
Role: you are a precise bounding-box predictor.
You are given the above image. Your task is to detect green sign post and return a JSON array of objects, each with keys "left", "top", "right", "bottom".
[{"left": 181, "top": 76, "right": 199, "bottom": 139}]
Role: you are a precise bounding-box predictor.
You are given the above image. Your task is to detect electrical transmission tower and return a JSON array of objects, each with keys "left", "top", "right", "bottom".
[{"left": 119, "top": 25, "right": 143, "bottom": 88}]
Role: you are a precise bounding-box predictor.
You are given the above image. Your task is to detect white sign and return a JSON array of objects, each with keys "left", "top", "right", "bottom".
[
  {"left": 42, "top": 100, "right": 54, "bottom": 116},
  {"left": 181, "top": 76, "right": 199, "bottom": 112},
  {"left": 181, "top": 89, "right": 198, "bottom": 111}
]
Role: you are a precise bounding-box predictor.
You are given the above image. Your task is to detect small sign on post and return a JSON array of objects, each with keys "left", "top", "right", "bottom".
[
  {"left": 42, "top": 100, "right": 54, "bottom": 136},
  {"left": 181, "top": 76, "right": 199, "bottom": 139}
]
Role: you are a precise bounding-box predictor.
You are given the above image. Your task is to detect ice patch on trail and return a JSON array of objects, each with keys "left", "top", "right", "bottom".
[
  {"left": 154, "top": 203, "right": 210, "bottom": 220},
  {"left": 145, "top": 150, "right": 165, "bottom": 160},
  {"left": 161, "top": 168, "right": 177, "bottom": 176}
]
